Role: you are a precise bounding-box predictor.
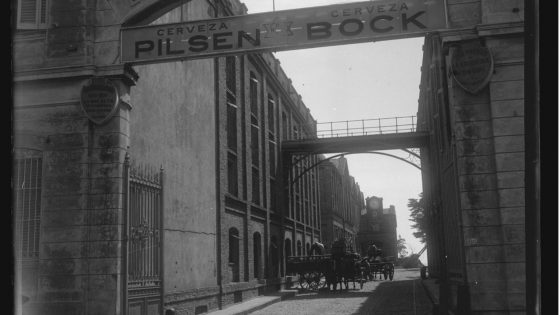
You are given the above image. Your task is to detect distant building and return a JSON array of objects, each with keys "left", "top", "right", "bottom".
[
  {"left": 357, "top": 196, "right": 398, "bottom": 259},
  {"left": 318, "top": 156, "right": 364, "bottom": 252}
]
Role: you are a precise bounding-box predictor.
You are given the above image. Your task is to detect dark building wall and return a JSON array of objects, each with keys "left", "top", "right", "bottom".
[
  {"left": 318, "top": 157, "right": 364, "bottom": 251},
  {"left": 128, "top": 1, "right": 219, "bottom": 298},
  {"left": 13, "top": 0, "right": 137, "bottom": 313},
  {"left": 417, "top": 1, "right": 526, "bottom": 313}
]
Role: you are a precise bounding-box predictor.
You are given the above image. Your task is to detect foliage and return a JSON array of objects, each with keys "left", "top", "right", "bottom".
[
  {"left": 408, "top": 193, "right": 427, "bottom": 244},
  {"left": 396, "top": 235, "right": 408, "bottom": 258},
  {"left": 397, "top": 254, "right": 425, "bottom": 268}
]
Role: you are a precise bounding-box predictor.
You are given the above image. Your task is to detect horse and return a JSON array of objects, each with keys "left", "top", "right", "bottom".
[{"left": 340, "top": 253, "right": 362, "bottom": 289}]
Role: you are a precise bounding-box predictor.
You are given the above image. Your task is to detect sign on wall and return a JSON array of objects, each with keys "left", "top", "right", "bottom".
[
  {"left": 80, "top": 78, "right": 120, "bottom": 125},
  {"left": 121, "top": 0, "right": 447, "bottom": 64},
  {"left": 450, "top": 41, "right": 494, "bottom": 94}
]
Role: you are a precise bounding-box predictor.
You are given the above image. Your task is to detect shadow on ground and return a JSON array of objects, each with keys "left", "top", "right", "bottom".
[{"left": 287, "top": 276, "right": 433, "bottom": 315}]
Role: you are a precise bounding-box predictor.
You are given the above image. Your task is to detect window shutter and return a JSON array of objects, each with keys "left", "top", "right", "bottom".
[
  {"left": 19, "top": 0, "right": 37, "bottom": 23},
  {"left": 17, "top": 0, "right": 48, "bottom": 29},
  {"left": 39, "top": 0, "right": 47, "bottom": 24}
]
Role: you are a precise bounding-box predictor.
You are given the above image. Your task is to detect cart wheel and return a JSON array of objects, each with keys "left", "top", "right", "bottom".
[
  {"left": 389, "top": 265, "right": 394, "bottom": 281},
  {"left": 299, "top": 273, "right": 310, "bottom": 290},
  {"left": 360, "top": 272, "right": 365, "bottom": 289},
  {"left": 383, "top": 264, "right": 390, "bottom": 280},
  {"left": 316, "top": 272, "right": 327, "bottom": 289},
  {"left": 308, "top": 272, "right": 321, "bottom": 290}
]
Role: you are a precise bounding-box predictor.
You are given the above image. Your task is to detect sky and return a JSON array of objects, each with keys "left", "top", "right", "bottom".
[{"left": 240, "top": 0, "right": 427, "bottom": 263}]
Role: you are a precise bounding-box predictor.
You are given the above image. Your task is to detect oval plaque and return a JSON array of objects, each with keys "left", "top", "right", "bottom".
[
  {"left": 450, "top": 41, "right": 494, "bottom": 94},
  {"left": 80, "top": 78, "right": 119, "bottom": 125}
]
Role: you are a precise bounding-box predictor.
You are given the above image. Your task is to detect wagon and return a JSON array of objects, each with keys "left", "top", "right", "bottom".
[
  {"left": 286, "top": 240, "right": 369, "bottom": 291},
  {"left": 366, "top": 256, "right": 395, "bottom": 281},
  {"left": 286, "top": 254, "right": 331, "bottom": 290},
  {"left": 286, "top": 253, "right": 368, "bottom": 291}
]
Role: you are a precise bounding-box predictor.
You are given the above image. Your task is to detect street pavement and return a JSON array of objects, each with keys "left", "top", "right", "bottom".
[{"left": 248, "top": 268, "right": 433, "bottom": 315}]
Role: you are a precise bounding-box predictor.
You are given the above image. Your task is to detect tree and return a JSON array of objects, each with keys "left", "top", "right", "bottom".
[
  {"left": 408, "top": 193, "right": 427, "bottom": 244},
  {"left": 396, "top": 235, "right": 408, "bottom": 258}
]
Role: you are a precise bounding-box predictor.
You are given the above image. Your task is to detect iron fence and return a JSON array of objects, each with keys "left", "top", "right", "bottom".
[{"left": 124, "top": 155, "right": 164, "bottom": 314}]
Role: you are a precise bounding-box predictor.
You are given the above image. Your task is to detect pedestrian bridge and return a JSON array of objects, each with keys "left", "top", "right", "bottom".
[{"left": 282, "top": 116, "right": 429, "bottom": 155}]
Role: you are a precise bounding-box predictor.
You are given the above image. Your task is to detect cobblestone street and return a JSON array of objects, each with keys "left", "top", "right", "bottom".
[{"left": 249, "top": 268, "right": 433, "bottom": 315}]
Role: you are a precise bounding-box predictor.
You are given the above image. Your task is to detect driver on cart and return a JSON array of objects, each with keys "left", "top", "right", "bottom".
[{"left": 366, "top": 243, "right": 378, "bottom": 262}]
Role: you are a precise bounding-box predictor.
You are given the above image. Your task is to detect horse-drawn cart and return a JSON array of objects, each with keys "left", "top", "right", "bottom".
[
  {"left": 367, "top": 256, "right": 395, "bottom": 281},
  {"left": 286, "top": 241, "right": 368, "bottom": 291},
  {"left": 286, "top": 255, "right": 331, "bottom": 290}
]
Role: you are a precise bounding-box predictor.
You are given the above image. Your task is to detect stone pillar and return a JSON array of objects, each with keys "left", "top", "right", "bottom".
[{"left": 34, "top": 75, "right": 132, "bottom": 315}]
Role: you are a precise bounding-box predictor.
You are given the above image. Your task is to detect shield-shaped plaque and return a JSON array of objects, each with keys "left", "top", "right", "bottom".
[
  {"left": 80, "top": 78, "right": 120, "bottom": 125},
  {"left": 450, "top": 41, "right": 494, "bottom": 94}
]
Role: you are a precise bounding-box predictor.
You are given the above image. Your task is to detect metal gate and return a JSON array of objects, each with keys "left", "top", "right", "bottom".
[{"left": 124, "top": 155, "right": 164, "bottom": 315}]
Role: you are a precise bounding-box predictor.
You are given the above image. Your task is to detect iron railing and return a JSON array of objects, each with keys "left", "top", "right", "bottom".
[
  {"left": 311, "top": 116, "right": 417, "bottom": 139},
  {"left": 125, "top": 157, "right": 164, "bottom": 290}
]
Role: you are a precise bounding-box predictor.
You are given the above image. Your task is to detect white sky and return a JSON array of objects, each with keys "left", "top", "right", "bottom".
[{"left": 241, "top": 0, "right": 427, "bottom": 263}]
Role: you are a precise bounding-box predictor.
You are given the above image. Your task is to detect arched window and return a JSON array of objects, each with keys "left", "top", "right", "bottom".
[
  {"left": 296, "top": 240, "right": 302, "bottom": 257},
  {"left": 270, "top": 236, "right": 278, "bottom": 278},
  {"left": 284, "top": 239, "right": 292, "bottom": 257},
  {"left": 229, "top": 228, "right": 240, "bottom": 282},
  {"left": 284, "top": 239, "right": 292, "bottom": 275},
  {"left": 253, "top": 232, "right": 261, "bottom": 279}
]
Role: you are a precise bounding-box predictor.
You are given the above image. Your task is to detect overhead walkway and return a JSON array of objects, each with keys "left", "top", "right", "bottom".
[{"left": 282, "top": 116, "right": 429, "bottom": 155}]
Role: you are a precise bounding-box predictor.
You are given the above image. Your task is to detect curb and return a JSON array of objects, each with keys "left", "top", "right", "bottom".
[
  {"left": 234, "top": 290, "right": 297, "bottom": 315},
  {"left": 206, "top": 289, "right": 298, "bottom": 315},
  {"left": 420, "top": 279, "right": 440, "bottom": 315}
]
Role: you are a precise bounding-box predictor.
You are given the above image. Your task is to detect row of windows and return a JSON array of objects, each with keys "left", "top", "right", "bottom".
[
  {"left": 225, "top": 56, "right": 318, "bottom": 224},
  {"left": 227, "top": 227, "right": 316, "bottom": 281}
]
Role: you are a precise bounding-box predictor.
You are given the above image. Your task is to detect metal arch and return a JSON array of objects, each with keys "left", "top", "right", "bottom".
[
  {"left": 288, "top": 151, "right": 421, "bottom": 187},
  {"left": 401, "top": 148, "right": 420, "bottom": 159}
]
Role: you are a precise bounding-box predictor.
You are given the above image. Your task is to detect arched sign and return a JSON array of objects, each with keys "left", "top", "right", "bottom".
[
  {"left": 80, "top": 78, "right": 120, "bottom": 125},
  {"left": 121, "top": 0, "right": 447, "bottom": 64},
  {"left": 450, "top": 41, "right": 494, "bottom": 94}
]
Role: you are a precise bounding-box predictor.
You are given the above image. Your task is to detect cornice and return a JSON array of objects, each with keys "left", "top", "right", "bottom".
[{"left": 13, "top": 64, "right": 139, "bottom": 86}]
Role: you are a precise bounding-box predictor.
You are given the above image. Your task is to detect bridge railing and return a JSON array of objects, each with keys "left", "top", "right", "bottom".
[{"left": 312, "top": 116, "right": 417, "bottom": 138}]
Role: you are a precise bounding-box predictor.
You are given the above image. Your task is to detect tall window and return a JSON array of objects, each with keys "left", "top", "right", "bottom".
[
  {"left": 284, "top": 239, "right": 292, "bottom": 276},
  {"left": 270, "top": 236, "right": 279, "bottom": 278},
  {"left": 226, "top": 56, "right": 238, "bottom": 196},
  {"left": 267, "top": 94, "right": 277, "bottom": 211},
  {"left": 229, "top": 228, "right": 240, "bottom": 282},
  {"left": 281, "top": 111, "right": 288, "bottom": 141},
  {"left": 249, "top": 72, "right": 260, "bottom": 205},
  {"left": 296, "top": 240, "right": 302, "bottom": 256},
  {"left": 253, "top": 232, "right": 261, "bottom": 279},
  {"left": 293, "top": 125, "right": 299, "bottom": 140},
  {"left": 16, "top": 0, "right": 48, "bottom": 29},
  {"left": 14, "top": 155, "right": 43, "bottom": 260}
]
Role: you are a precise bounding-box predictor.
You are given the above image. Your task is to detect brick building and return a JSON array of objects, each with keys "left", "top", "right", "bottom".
[
  {"left": 317, "top": 156, "right": 364, "bottom": 252},
  {"left": 357, "top": 196, "right": 398, "bottom": 259},
  {"left": 12, "top": 0, "right": 320, "bottom": 314}
]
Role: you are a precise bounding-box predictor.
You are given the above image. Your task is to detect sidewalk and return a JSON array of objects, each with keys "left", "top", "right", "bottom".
[
  {"left": 420, "top": 277, "right": 440, "bottom": 315},
  {"left": 205, "top": 289, "right": 298, "bottom": 315}
]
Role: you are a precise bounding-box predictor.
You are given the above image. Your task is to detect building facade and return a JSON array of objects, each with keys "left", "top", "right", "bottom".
[
  {"left": 357, "top": 196, "right": 398, "bottom": 259},
  {"left": 12, "top": 0, "right": 321, "bottom": 314},
  {"left": 317, "top": 156, "right": 364, "bottom": 252},
  {"left": 416, "top": 1, "right": 527, "bottom": 314}
]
